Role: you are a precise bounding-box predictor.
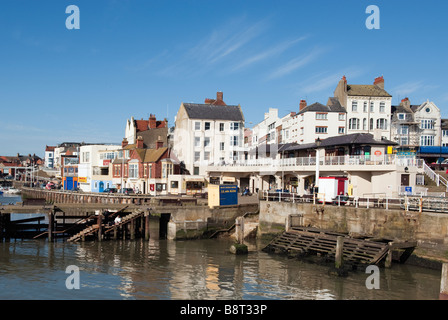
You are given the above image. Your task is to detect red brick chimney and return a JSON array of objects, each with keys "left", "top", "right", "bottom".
[
  {"left": 299, "top": 100, "right": 307, "bottom": 111},
  {"left": 136, "top": 136, "right": 144, "bottom": 149},
  {"left": 342, "top": 75, "right": 347, "bottom": 84},
  {"left": 374, "top": 76, "right": 384, "bottom": 89},
  {"left": 122, "top": 138, "right": 128, "bottom": 148},
  {"left": 204, "top": 91, "right": 226, "bottom": 105},
  {"left": 156, "top": 136, "right": 163, "bottom": 150},
  {"left": 148, "top": 114, "right": 157, "bottom": 129}
]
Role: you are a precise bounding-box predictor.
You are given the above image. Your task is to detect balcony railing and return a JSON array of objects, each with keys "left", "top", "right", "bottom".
[{"left": 211, "top": 155, "right": 423, "bottom": 168}]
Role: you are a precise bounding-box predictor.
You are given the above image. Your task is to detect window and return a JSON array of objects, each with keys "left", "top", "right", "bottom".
[
  {"left": 204, "top": 122, "right": 210, "bottom": 130},
  {"left": 398, "top": 113, "right": 405, "bottom": 120},
  {"left": 399, "top": 125, "right": 409, "bottom": 135},
  {"left": 204, "top": 137, "right": 210, "bottom": 147},
  {"left": 338, "top": 113, "right": 345, "bottom": 121},
  {"left": 349, "top": 118, "right": 360, "bottom": 130},
  {"left": 316, "top": 113, "right": 327, "bottom": 120},
  {"left": 194, "top": 137, "right": 200, "bottom": 147},
  {"left": 315, "top": 126, "right": 327, "bottom": 133},
  {"left": 204, "top": 152, "right": 210, "bottom": 161},
  {"left": 82, "top": 152, "right": 90, "bottom": 163},
  {"left": 363, "top": 118, "right": 367, "bottom": 130},
  {"left": 379, "top": 102, "right": 385, "bottom": 113},
  {"left": 219, "top": 123, "right": 224, "bottom": 131},
  {"left": 351, "top": 101, "right": 358, "bottom": 112},
  {"left": 421, "top": 135, "right": 435, "bottom": 146},
  {"left": 195, "top": 122, "right": 201, "bottom": 130},
  {"left": 370, "top": 101, "right": 374, "bottom": 113},
  {"left": 338, "top": 127, "right": 345, "bottom": 134},
  {"left": 194, "top": 152, "right": 200, "bottom": 162},
  {"left": 230, "top": 122, "right": 239, "bottom": 130},
  {"left": 220, "top": 142, "right": 225, "bottom": 151},
  {"left": 129, "top": 164, "right": 138, "bottom": 178},
  {"left": 400, "top": 137, "right": 409, "bottom": 145},
  {"left": 230, "top": 136, "right": 239, "bottom": 146},
  {"left": 376, "top": 118, "right": 388, "bottom": 130},
  {"left": 363, "top": 102, "right": 367, "bottom": 112},
  {"left": 370, "top": 118, "right": 374, "bottom": 130},
  {"left": 443, "top": 130, "right": 448, "bottom": 137},
  {"left": 421, "top": 119, "right": 434, "bottom": 129},
  {"left": 267, "top": 122, "right": 275, "bottom": 130}
]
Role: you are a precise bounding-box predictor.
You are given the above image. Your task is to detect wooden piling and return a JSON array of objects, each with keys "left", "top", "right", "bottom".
[
  {"left": 145, "top": 213, "right": 150, "bottom": 240},
  {"left": 48, "top": 211, "right": 54, "bottom": 242},
  {"left": 440, "top": 263, "right": 448, "bottom": 300},
  {"left": 385, "top": 242, "right": 394, "bottom": 268},
  {"left": 97, "top": 213, "right": 103, "bottom": 242},
  {"left": 130, "top": 219, "right": 135, "bottom": 240},
  {"left": 335, "top": 236, "right": 344, "bottom": 269}
]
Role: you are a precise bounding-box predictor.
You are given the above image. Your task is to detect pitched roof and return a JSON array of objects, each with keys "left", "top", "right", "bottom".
[
  {"left": 346, "top": 84, "right": 392, "bottom": 97},
  {"left": 182, "top": 103, "right": 244, "bottom": 121},
  {"left": 297, "top": 101, "right": 346, "bottom": 115},
  {"left": 284, "top": 133, "right": 396, "bottom": 152},
  {"left": 144, "top": 147, "right": 168, "bottom": 163}
]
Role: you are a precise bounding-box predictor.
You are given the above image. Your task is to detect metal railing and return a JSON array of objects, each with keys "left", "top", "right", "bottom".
[
  {"left": 214, "top": 155, "right": 423, "bottom": 168},
  {"left": 261, "top": 191, "right": 448, "bottom": 213}
]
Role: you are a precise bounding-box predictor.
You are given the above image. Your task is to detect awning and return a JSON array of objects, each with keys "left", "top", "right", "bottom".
[{"left": 185, "top": 177, "right": 205, "bottom": 182}]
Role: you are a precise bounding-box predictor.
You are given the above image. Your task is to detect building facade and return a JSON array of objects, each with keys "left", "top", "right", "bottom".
[
  {"left": 333, "top": 76, "right": 392, "bottom": 140},
  {"left": 172, "top": 92, "right": 246, "bottom": 176}
]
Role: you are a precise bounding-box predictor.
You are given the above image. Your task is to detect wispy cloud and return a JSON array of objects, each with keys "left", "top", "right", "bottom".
[
  {"left": 391, "top": 81, "right": 439, "bottom": 97},
  {"left": 152, "top": 17, "right": 270, "bottom": 78},
  {"left": 294, "top": 67, "right": 367, "bottom": 96},
  {"left": 266, "top": 47, "right": 325, "bottom": 80},
  {"left": 230, "top": 36, "right": 308, "bottom": 72}
]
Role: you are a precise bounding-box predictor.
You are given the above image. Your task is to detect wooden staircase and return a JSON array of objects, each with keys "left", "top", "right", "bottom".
[
  {"left": 67, "top": 207, "right": 143, "bottom": 242},
  {"left": 264, "top": 227, "right": 415, "bottom": 267}
]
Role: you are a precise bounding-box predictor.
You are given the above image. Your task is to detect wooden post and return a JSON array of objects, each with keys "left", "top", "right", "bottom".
[
  {"left": 385, "top": 242, "right": 393, "bottom": 268},
  {"left": 113, "top": 226, "right": 117, "bottom": 240},
  {"left": 335, "top": 236, "right": 344, "bottom": 269},
  {"left": 97, "top": 213, "right": 103, "bottom": 242},
  {"left": 145, "top": 213, "right": 150, "bottom": 240},
  {"left": 130, "top": 219, "right": 135, "bottom": 240},
  {"left": 48, "top": 211, "right": 54, "bottom": 242},
  {"left": 440, "top": 263, "right": 448, "bottom": 300},
  {"left": 235, "top": 217, "right": 244, "bottom": 245}
]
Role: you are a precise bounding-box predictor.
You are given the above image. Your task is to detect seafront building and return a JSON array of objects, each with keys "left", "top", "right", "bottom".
[
  {"left": 172, "top": 92, "right": 246, "bottom": 177},
  {"left": 32, "top": 76, "right": 447, "bottom": 199}
]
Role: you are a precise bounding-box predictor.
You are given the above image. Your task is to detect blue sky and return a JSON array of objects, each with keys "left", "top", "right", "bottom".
[{"left": 1, "top": 0, "right": 447, "bottom": 157}]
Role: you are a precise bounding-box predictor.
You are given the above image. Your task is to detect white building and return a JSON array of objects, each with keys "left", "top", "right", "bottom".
[
  {"left": 295, "top": 100, "right": 346, "bottom": 144},
  {"left": 251, "top": 108, "right": 280, "bottom": 147},
  {"left": 77, "top": 144, "right": 121, "bottom": 192},
  {"left": 334, "top": 76, "right": 393, "bottom": 140},
  {"left": 172, "top": 92, "right": 246, "bottom": 176},
  {"left": 44, "top": 146, "right": 56, "bottom": 169},
  {"left": 413, "top": 100, "right": 442, "bottom": 147}
]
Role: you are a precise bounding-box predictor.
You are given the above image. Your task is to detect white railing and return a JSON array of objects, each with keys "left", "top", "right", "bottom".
[
  {"left": 423, "top": 162, "right": 448, "bottom": 189},
  {"left": 216, "top": 155, "right": 421, "bottom": 168}
]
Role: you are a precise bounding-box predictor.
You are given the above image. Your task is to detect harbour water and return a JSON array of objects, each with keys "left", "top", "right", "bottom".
[{"left": 0, "top": 194, "right": 443, "bottom": 300}]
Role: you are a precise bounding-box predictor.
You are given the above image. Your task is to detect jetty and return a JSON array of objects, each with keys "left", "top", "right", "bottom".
[
  {"left": 0, "top": 187, "right": 258, "bottom": 242},
  {"left": 263, "top": 226, "right": 417, "bottom": 268}
]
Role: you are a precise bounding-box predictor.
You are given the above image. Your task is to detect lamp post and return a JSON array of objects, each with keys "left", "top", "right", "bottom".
[{"left": 315, "top": 137, "right": 322, "bottom": 191}]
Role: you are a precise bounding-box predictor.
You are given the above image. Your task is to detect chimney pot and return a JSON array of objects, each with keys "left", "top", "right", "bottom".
[
  {"left": 122, "top": 138, "right": 128, "bottom": 148},
  {"left": 374, "top": 76, "right": 385, "bottom": 89}
]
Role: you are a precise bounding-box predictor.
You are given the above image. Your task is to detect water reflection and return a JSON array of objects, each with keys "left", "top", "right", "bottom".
[{"left": 0, "top": 238, "right": 442, "bottom": 300}]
